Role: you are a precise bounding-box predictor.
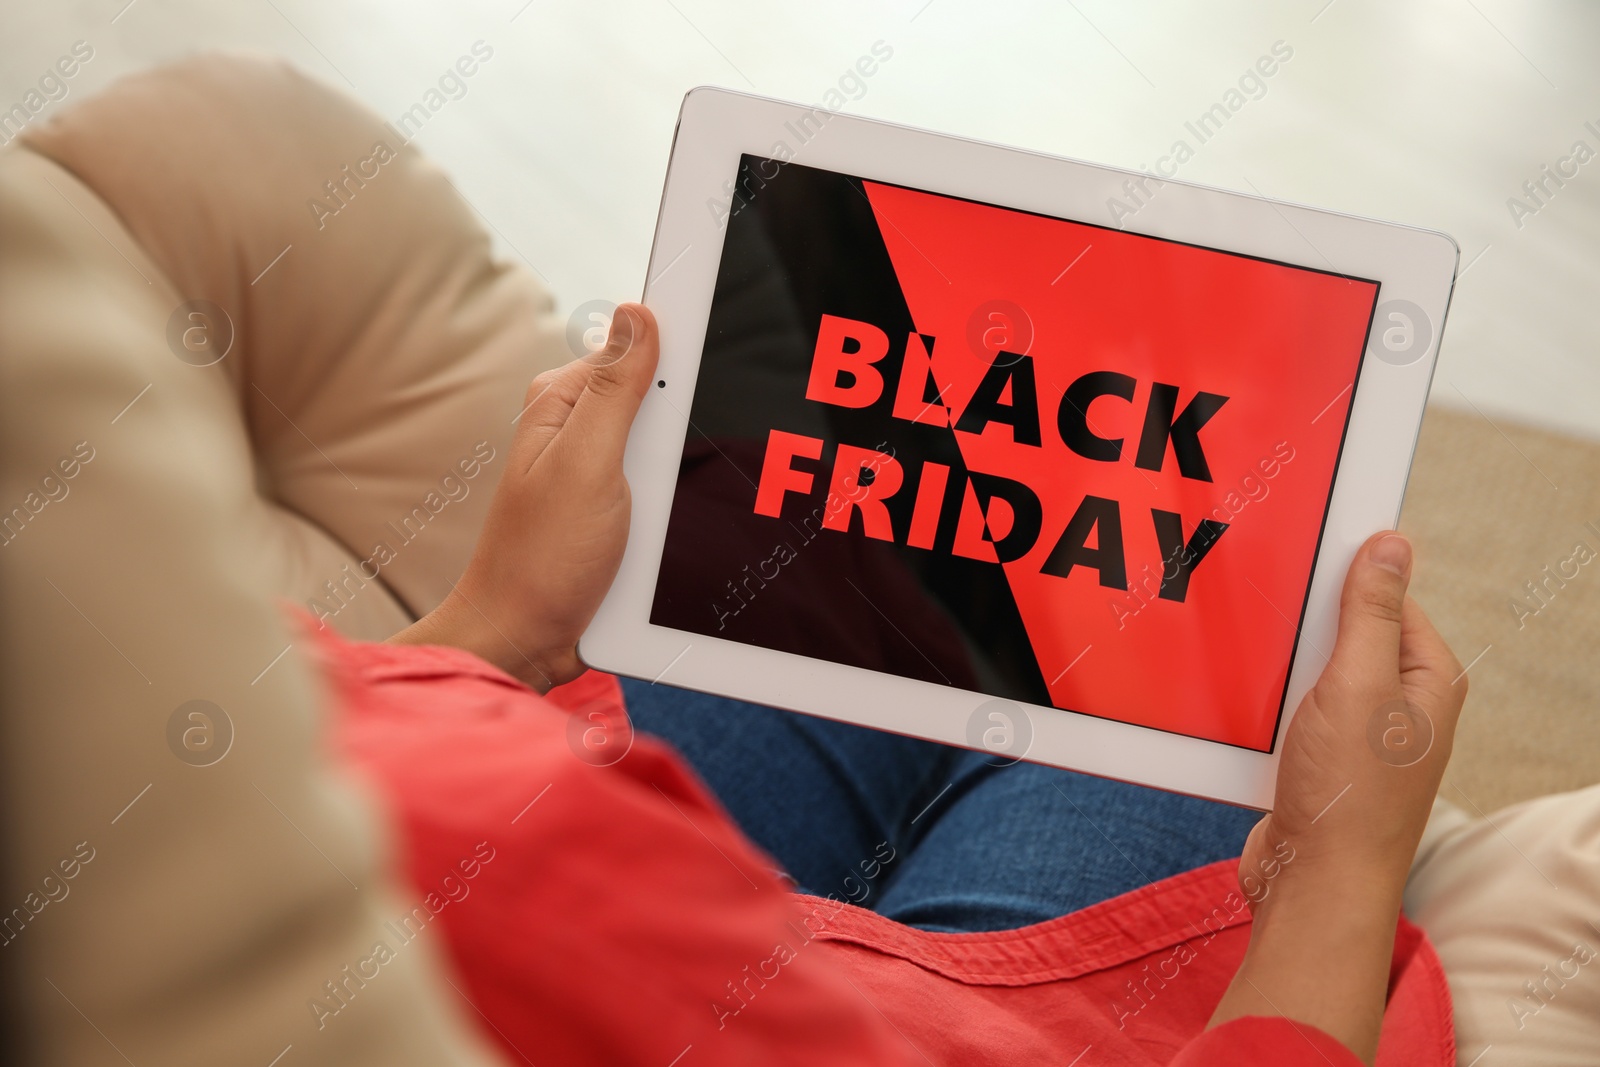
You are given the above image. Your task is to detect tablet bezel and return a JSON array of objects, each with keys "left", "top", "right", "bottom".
[{"left": 580, "top": 86, "right": 1457, "bottom": 810}]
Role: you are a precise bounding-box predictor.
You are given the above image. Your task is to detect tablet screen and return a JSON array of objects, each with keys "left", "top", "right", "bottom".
[{"left": 649, "top": 154, "right": 1379, "bottom": 752}]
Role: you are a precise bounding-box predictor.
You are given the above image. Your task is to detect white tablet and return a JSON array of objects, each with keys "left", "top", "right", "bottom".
[{"left": 580, "top": 87, "right": 1457, "bottom": 809}]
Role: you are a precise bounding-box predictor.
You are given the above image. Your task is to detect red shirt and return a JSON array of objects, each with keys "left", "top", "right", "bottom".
[{"left": 315, "top": 624, "right": 1453, "bottom": 1066}]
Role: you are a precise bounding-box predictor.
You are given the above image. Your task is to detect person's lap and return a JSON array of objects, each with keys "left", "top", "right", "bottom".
[{"left": 620, "top": 677, "right": 1260, "bottom": 932}]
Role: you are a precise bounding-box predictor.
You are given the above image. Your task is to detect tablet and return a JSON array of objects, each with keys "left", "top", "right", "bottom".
[{"left": 580, "top": 87, "right": 1457, "bottom": 809}]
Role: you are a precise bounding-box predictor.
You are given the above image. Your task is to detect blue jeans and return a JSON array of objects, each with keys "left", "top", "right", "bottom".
[{"left": 621, "top": 679, "right": 1261, "bottom": 933}]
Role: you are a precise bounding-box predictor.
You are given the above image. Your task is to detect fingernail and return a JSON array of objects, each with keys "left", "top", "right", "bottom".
[
  {"left": 604, "top": 305, "right": 636, "bottom": 356},
  {"left": 1371, "top": 533, "right": 1412, "bottom": 576}
]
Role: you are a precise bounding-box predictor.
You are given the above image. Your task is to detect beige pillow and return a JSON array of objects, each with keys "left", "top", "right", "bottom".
[
  {"left": 1408, "top": 789, "right": 1600, "bottom": 1066},
  {"left": 22, "top": 52, "right": 569, "bottom": 638}
]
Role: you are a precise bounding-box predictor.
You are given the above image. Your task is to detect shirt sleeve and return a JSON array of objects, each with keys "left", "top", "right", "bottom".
[{"left": 1170, "top": 1016, "right": 1364, "bottom": 1065}]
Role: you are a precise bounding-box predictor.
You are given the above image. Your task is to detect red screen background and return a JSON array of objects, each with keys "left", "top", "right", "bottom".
[{"left": 864, "top": 181, "right": 1378, "bottom": 750}]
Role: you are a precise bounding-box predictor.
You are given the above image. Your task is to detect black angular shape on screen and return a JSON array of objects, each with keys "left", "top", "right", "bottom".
[{"left": 649, "top": 156, "right": 1051, "bottom": 709}]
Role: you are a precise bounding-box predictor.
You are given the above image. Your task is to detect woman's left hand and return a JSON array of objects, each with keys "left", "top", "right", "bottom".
[{"left": 390, "top": 303, "right": 659, "bottom": 691}]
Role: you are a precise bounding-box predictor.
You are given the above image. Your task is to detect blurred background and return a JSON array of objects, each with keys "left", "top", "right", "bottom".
[
  {"left": 4, "top": 0, "right": 1598, "bottom": 810},
  {"left": 7, "top": 0, "right": 1597, "bottom": 438}
]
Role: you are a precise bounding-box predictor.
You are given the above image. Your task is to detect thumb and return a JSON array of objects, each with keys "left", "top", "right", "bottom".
[
  {"left": 560, "top": 302, "right": 660, "bottom": 472},
  {"left": 1327, "top": 531, "right": 1413, "bottom": 687}
]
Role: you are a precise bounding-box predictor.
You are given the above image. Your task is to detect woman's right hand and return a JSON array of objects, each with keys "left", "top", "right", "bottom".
[
  {"left": 1208, "top": 531, "right": 1467, "bottom": 1064},
  {"left": 390, "top": 304, "right": 659, "bottom": 692}
]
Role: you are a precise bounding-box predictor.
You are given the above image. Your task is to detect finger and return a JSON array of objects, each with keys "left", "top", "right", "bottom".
[
  {"left": 1398, "top": 596, "right": 1457, "bottom": 680},
  {"left": 1326, "top": 531, "right": 1413, "bottom": 695},
  {"left": 1237, "top": 815, "right": 1275, "bottom": 910},
  {"left": 508, "top": 359, "right": 594, "bottom": 472},
  {"left": 554, "top": 303, "right": 660, "bottom": 472},
  {"left": 1398, "top": 595, "right": 1467, "bottom": 725}
]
